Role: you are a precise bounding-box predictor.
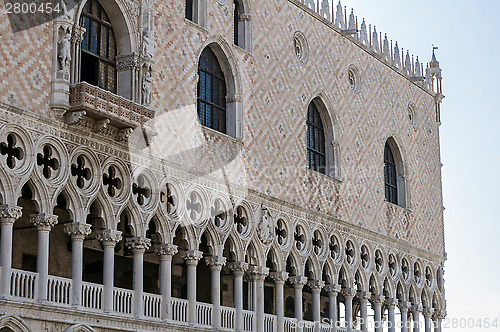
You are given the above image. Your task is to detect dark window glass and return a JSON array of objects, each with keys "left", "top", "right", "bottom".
[
  {"left": 80, "top": 0, "right": 117, "bottom": 93},
  {"left": 185, "top": 0, "right": 193, "bottom": 21},
  {"left": 234, "top": 0, "right": 240, "bottom": 46},
  {"left": 197, "top": 47, "right": 226, "bottom": 133},
  {"left": 384, "top": 142, "right": 398, "bottom": 204},
  {"left": 307, "top": 102, "right": 326, "bottom": 174}
]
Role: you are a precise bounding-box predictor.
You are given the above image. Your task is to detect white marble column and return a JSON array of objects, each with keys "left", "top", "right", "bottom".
[
  {"left": 64, "top": 222, "right": 92, "bottom": 306},
  {"left": 398, "top": 301, "right": 410, "bottom": 332},
  {"left": 411, "top": 304, "right": 423, "bottom": 332},
  {"left": 308, "top": 280, "right": 325, "bottom": 332},
  {"left": 229, "top": 261, "right": 249, "bottom": 332},
  {"left": 30, "top": 213, "right": 58, "bottom": 301},
  {"left": 126, "top": 236, "right": 151, "bottom": 317},
  {"left": 371, "top": 295, "right": 384, "bottom": 332},
  {"left": 433, "top": 310, "right": 445, "bottom": 332},
  {"left": 270, "top": 271, "right": 289, "bottom": 332},
  {"left": 248, "top": 266, "right": 270, "bottom": 332},
  {"left": 155, "top": 243, "right": 178, "bottom": 320},
  {"left": 0, "top": 205, "right": 22, "bottom": 298},
  {"left": 325, "top": 284, "right": 340, "bottom": 332},
  {"left": 423, "top": 308, "right": 434, "bottom": 332},
  {"left": 97, "top": 229, "right": 122, "bottom": 312},
  {"left": 206, "top": 255, "right": 227, "bottom": 329},
  {"left": 385, "top": 298, "right": 398, "bottom": 332},
  {"left": 343, "top": 288, "right": 356, "bottom": 332},
  {"left": 290, "top": 275, "right": 307, "bottom": 332},
  {"left": 358, "top": 291, "right": 370, "bottom": 332},
  {"left": 182, "top": 249, "right": 203, "bottom": 324}
]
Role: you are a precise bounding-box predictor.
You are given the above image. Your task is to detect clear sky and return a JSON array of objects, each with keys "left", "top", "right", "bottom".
[{"left": 340, "top": 0, "right": 500, "bottom": 331}]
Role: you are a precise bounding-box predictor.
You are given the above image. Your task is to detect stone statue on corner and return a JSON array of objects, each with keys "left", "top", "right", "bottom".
[
  {"left": 142, "top": 71, "right": 153, "bottom": 105},
  {"left": 58, "top": 33, "right": 72, "bottom": 72}
]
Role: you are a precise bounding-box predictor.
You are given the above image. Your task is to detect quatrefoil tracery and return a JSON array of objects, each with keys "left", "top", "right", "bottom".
[
  {"left": 360, "top": 245, "right": 369, "bottom": 268},
  {"left": 37, "top": 145, "right": 59, "bottom": 179},
  {"left": 330, "top": 236, "right": 340, "bottom": 260},
  {"left": 375, "top": 250, "right": 383, "bottom": 273},
  {"left": 160, "top": 184, "right": 176, "bottom": 214},
  {"left": 388, "top": 254, "right": 397, "bottom": 277},
  {"left": 345, "top": 240, "right": 355, "bottom": 264},
  {"left": 1, "top": 134, "right": 24, "bottom": 169},
  {"left": 132, "top": 174, "right": 151, "bottom": 206},
  {"left": 275, "top": 219, "right": 287, "bottom": 246},
  {"left": 234, "top": 206, "right": 248, "bottom": 234},
  {"left": 103, "top": 166, "right": 122, "bottom": 197},
  {"left": 186, "top": 192, "right": 202, "bottom": 221},
  {"left": 211, "top": 199, "right": 226, "bottom": 228},
  {"left": 312, "top": 230, "right": 323, "bottom": 255},
  {"left": 71, "top": 155, "right": 91, "bottom": 189},
  {"left": 294, "top": 226, "right": 306, "bottom": 251}
]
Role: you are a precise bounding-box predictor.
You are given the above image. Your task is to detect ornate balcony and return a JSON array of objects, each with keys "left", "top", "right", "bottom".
[{"left": 68, "top": 82, "right": 155, "bottom": 129}]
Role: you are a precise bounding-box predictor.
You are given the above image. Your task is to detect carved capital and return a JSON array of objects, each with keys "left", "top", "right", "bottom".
[
  {"left": 205, "top": 255, "right": 227, "bottom": 269},
  {"left": 325, "top": 284, "right": 341, "bottom": 295},
  {"left": 64, "top": 222, "right": 92, "bottom": 241},
  {"left": 116, "top": 53, "right": 139, "bottom": 71},
  {"left": 398, "top": 300, "right": 411, "bottom": 311},
  {"left": 342, "top": 287, "right": 357, "bottom": 299},
  {"left": 357, "top": 291, "right": 371, "bottom": 301},
  {"left": 97, "top": 229, "right": 123, "bottom": 247},
  {"left": 228, "top": 261, "right": 249, "bottom": 277},
  {"left": 423, "top": 307, "right": 434, "bottom": 318},
  {"left": 72, "top": 26, "right": 86, "bottom": 43},
  {"left": 154, "top": 243, "right": 178, "bottom": 257},
  {"left": 308, "top": 280, "right": 325, "bottom": 290},
  {"left": 30, "top": 213, "right": 58, "bottom": 231},
  {"left": 0, "top": 205, "right": 22, "bottom": 224},
  {"left": 370, "top": 294, "right": 385, "bottom": 305},
  {"left": 125, "top": 236, "right": 151, "bottom": 253},
  {"left": 269, "top": 271, "right": 289, "bottom": 283},
  {"left": 247, "top": 266, "right": 270, "bottom": 281},
  {"left": 385, "top": 297, "right": 398, "bottom": 308},
  {"left": 289, "top": 275, "right": 308, "bottom": 287},
  {"left": 239, "top": 13, "right": 251, "bottom": 21},
  {"left": 225, "top": 95, "right": 242, "bottom": 103},
  {"left": 411, "top": 304, "right": 423, "bottom": 313},
  {"left": 182, "top": 250, "right": 203, "bottom": 265}
]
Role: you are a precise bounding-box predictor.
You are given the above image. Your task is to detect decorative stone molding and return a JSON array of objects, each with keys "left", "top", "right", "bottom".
[
  {"left": 0, "top": 205, "right": 22, "bottom": 224},
  {"left": 398, "top": 300, "right": 411, "bottom": 310},
  {"left": 342, "top": 287, "right": 357, "bottom": 299},
  {"left": 357, "top": 291, "right": 371, "bottom": 300},
  {"left": 97, "top": 229, "right": 123, "bottom": 247},
  {"left": 65, "top": 110, "right": 86, "bottom": 125},
  {"left": 422, "top": 307, "right": 434, "bottom": 318},
  {"left": 325, "top": 284, "right": 341, "bottom": 295},
  {"left": 307, "top": 280, "right": 325, "bottom": 290},
  {"left": 154, "top": 243, "right": 178, "bottom": 257},
  {"left": 125, "top": 236, "right": 151, "bottom": 253},
  {"left": 30, "top": 213, "right": 59, "bottom": 231},
  {"left": 384, "top": 297, "right": 398, "bottom": 308},
  {"left": 228, "top": 261, "right": 249, "bottom": 277},
  {"left": 94, "top": 119, "right": 111, "bottom": 133},
  {"left": 116, "top": 53, "right": 140, "bottom": 71},
  {"left": 225, "top": 95, "right": 243, "bottom": 103},
  {"left": 64, "top": 222, "right": 92, "bottom": 241},
  {"left": 411, "top": 304, "right": 423, "bottom": 313},
  {"left": 117, "top": 128, "right": 134, "bottom": 142},
  {"left": 370, "top": 294, "right": 385, "bottom": 304}
]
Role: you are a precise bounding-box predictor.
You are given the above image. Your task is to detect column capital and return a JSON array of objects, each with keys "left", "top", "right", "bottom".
[
  {"left": 342, "top": 287, "right": 357, "bottom": 299},
  {"left": 269, "top": 271, "right": 289, "bottom": 283},
  {"left": 307, "top": 279, "right": 325, "bottom": 290},
  {"left": 289, "top": 275, "right": 308, "bottom": 287},
  {"left": 205, "top": 255, "right": 227, "bottom": 269},
  {"left": 385, "top": 297, "right": 398, "bottom": 308},
  {"left": 64, "top": 222, "right": 92, "bottom": 241},
  {"left": 30, "top": 213, "right": 58, "bottom": 231},
  {"left": 97, "top": 229, "right": 122, "bottom": 247},
  {"left": 247, "top": 266, "right": 270, "bottom": 281},
  {"left": 435, "top": 309, "right": 446, "bottom": 319},
  {"left": 370, "top": 294, "right": 385, "bottom": 305},
  {"left": 423, "top": 307, "right": 434, "bottom": 318},
  {"left": 411, "top": 304, "right": 423, "bottom": 313},
  {"left": 228, "top": 261, "right": 249, "bottom": 277},
  {"left": 398, "top": 300, "right": 411, "bottom": 311},
  {"left": 154, "top": 243, "right": 178, "bottom": 258},
  {"left": 182, "top": 249, "right": 203, "bottom": 265},
  {"left": 357, "top": 291, "right": 371, "bottom": 300},
  {"left": 0, "top": 205, "right": 22, "bottom": 224},
  {"left": 325, "top": 284, "right": 341, "bottom": 295},
  {"left": 125, "top": 236, "right": 151, "bottom": 253}
]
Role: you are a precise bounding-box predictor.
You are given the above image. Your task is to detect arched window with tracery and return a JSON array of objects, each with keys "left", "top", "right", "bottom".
[
  {"left": 198, "top": 47, "right": 227, "bottom": 133},
  {"left": 307, "top": 101, "right": 326, "bottom": 174},
  {"left": 80, "top": 0, "right": 117, "bottom": 93},
  {"left": 384, "top": 142, "right": 398, "bottom": 204}
]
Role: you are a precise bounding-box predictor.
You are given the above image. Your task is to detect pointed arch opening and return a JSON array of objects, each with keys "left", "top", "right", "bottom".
[
  {"left": 233, "top": 0, "right": 250, "bottom": 51},
  {"left": 384, "top": 137, "right": 408, "bottom": 208}
]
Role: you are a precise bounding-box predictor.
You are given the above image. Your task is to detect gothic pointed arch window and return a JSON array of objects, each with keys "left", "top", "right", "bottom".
[
  {"left": 307, "top": 101, "right": 326, "bottom": 174},
  {"left": 80, "top": 0, "right": 117, "bottom": 93},
  {"left": 384, "top": 138, "right": 408, "bottom": 208},
  {"left": 233, "top": 0, "right": 250, "bottom": 50},
  {"left": 198, "top": 47, "right": 227, "bottom": 133}
]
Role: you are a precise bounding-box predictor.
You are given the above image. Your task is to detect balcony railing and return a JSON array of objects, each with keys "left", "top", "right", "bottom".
[
  {"left": 69, "top": 82, "right": 155, "bottom": 129},
  {"left": 8, "top": 269, "right": 356, "bottom": 332}
]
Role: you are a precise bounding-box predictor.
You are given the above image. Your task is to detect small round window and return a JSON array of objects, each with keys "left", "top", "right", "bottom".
[
  {"left": 348, "top": 65, "right": 360, "bottom": 93},
  {"left": 293, "top": 31, "right": 309, "bottom": 62}
]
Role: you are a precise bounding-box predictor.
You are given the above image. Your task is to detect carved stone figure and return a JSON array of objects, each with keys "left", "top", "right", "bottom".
[
  {"left": 142, "top": 71, "right": 153, "bottom": 105},
  {"left": 58, "top": 33, "right": 72, "bottom": 72},
  {"left": 258, "top": 206, "right": 273, "bottom": 245},
  {"left": 142, "top": 30, "right": 156, "bottom": 58}
]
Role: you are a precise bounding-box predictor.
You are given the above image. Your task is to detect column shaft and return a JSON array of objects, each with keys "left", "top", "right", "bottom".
[
  {"left": 187, "top": 263, "right": 197, "bottom": 324},
  {"left": 103, "top": 245, "right": 115, "bottom": 311},
  {"left": 373, "top": 302, "right": 382, "bottom": 332},
  {"left": 0, "top": 222, "right": 14, "bottom": 297},
  {"left": 345, "top": 295, "right": 353, "bottom": 332},
  {"left": 133, "top": 250, "right": 144, "bottom": 316},
  {"left": 400, "top": 307, "right": 409, "bottom": 332},
  {"left": 275, "top": 280, "right": 285, "bottom": 332},
  {"left": 359, "top": 298, "right": 368, "bottom": 332},
  {"left": 37, "top": 230, "right": 50, "bottom": 301},
  {"left": 71, "top": 238, "right": 84, "bottom": 306},
  {"left": 413, "top": 310, "right": 421, "bottom": 332},
  {"left": 388, "top": 305, "right": 396, "bottom": 332},
  {"left": 256, "top": 277, "right": 265, "bottom": 332},
  {"left": 234, "top": 272, "right": 244, "bottom": 331}
]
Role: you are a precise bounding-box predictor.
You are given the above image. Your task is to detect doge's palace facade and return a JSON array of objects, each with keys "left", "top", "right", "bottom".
[{"left": 0, "top": 0, "right": 445, "bottom": 331}]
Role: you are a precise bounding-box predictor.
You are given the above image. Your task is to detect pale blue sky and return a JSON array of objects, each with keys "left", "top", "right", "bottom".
[{"left": 343, "top": 0, "right": 500, "bottom": 330}]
